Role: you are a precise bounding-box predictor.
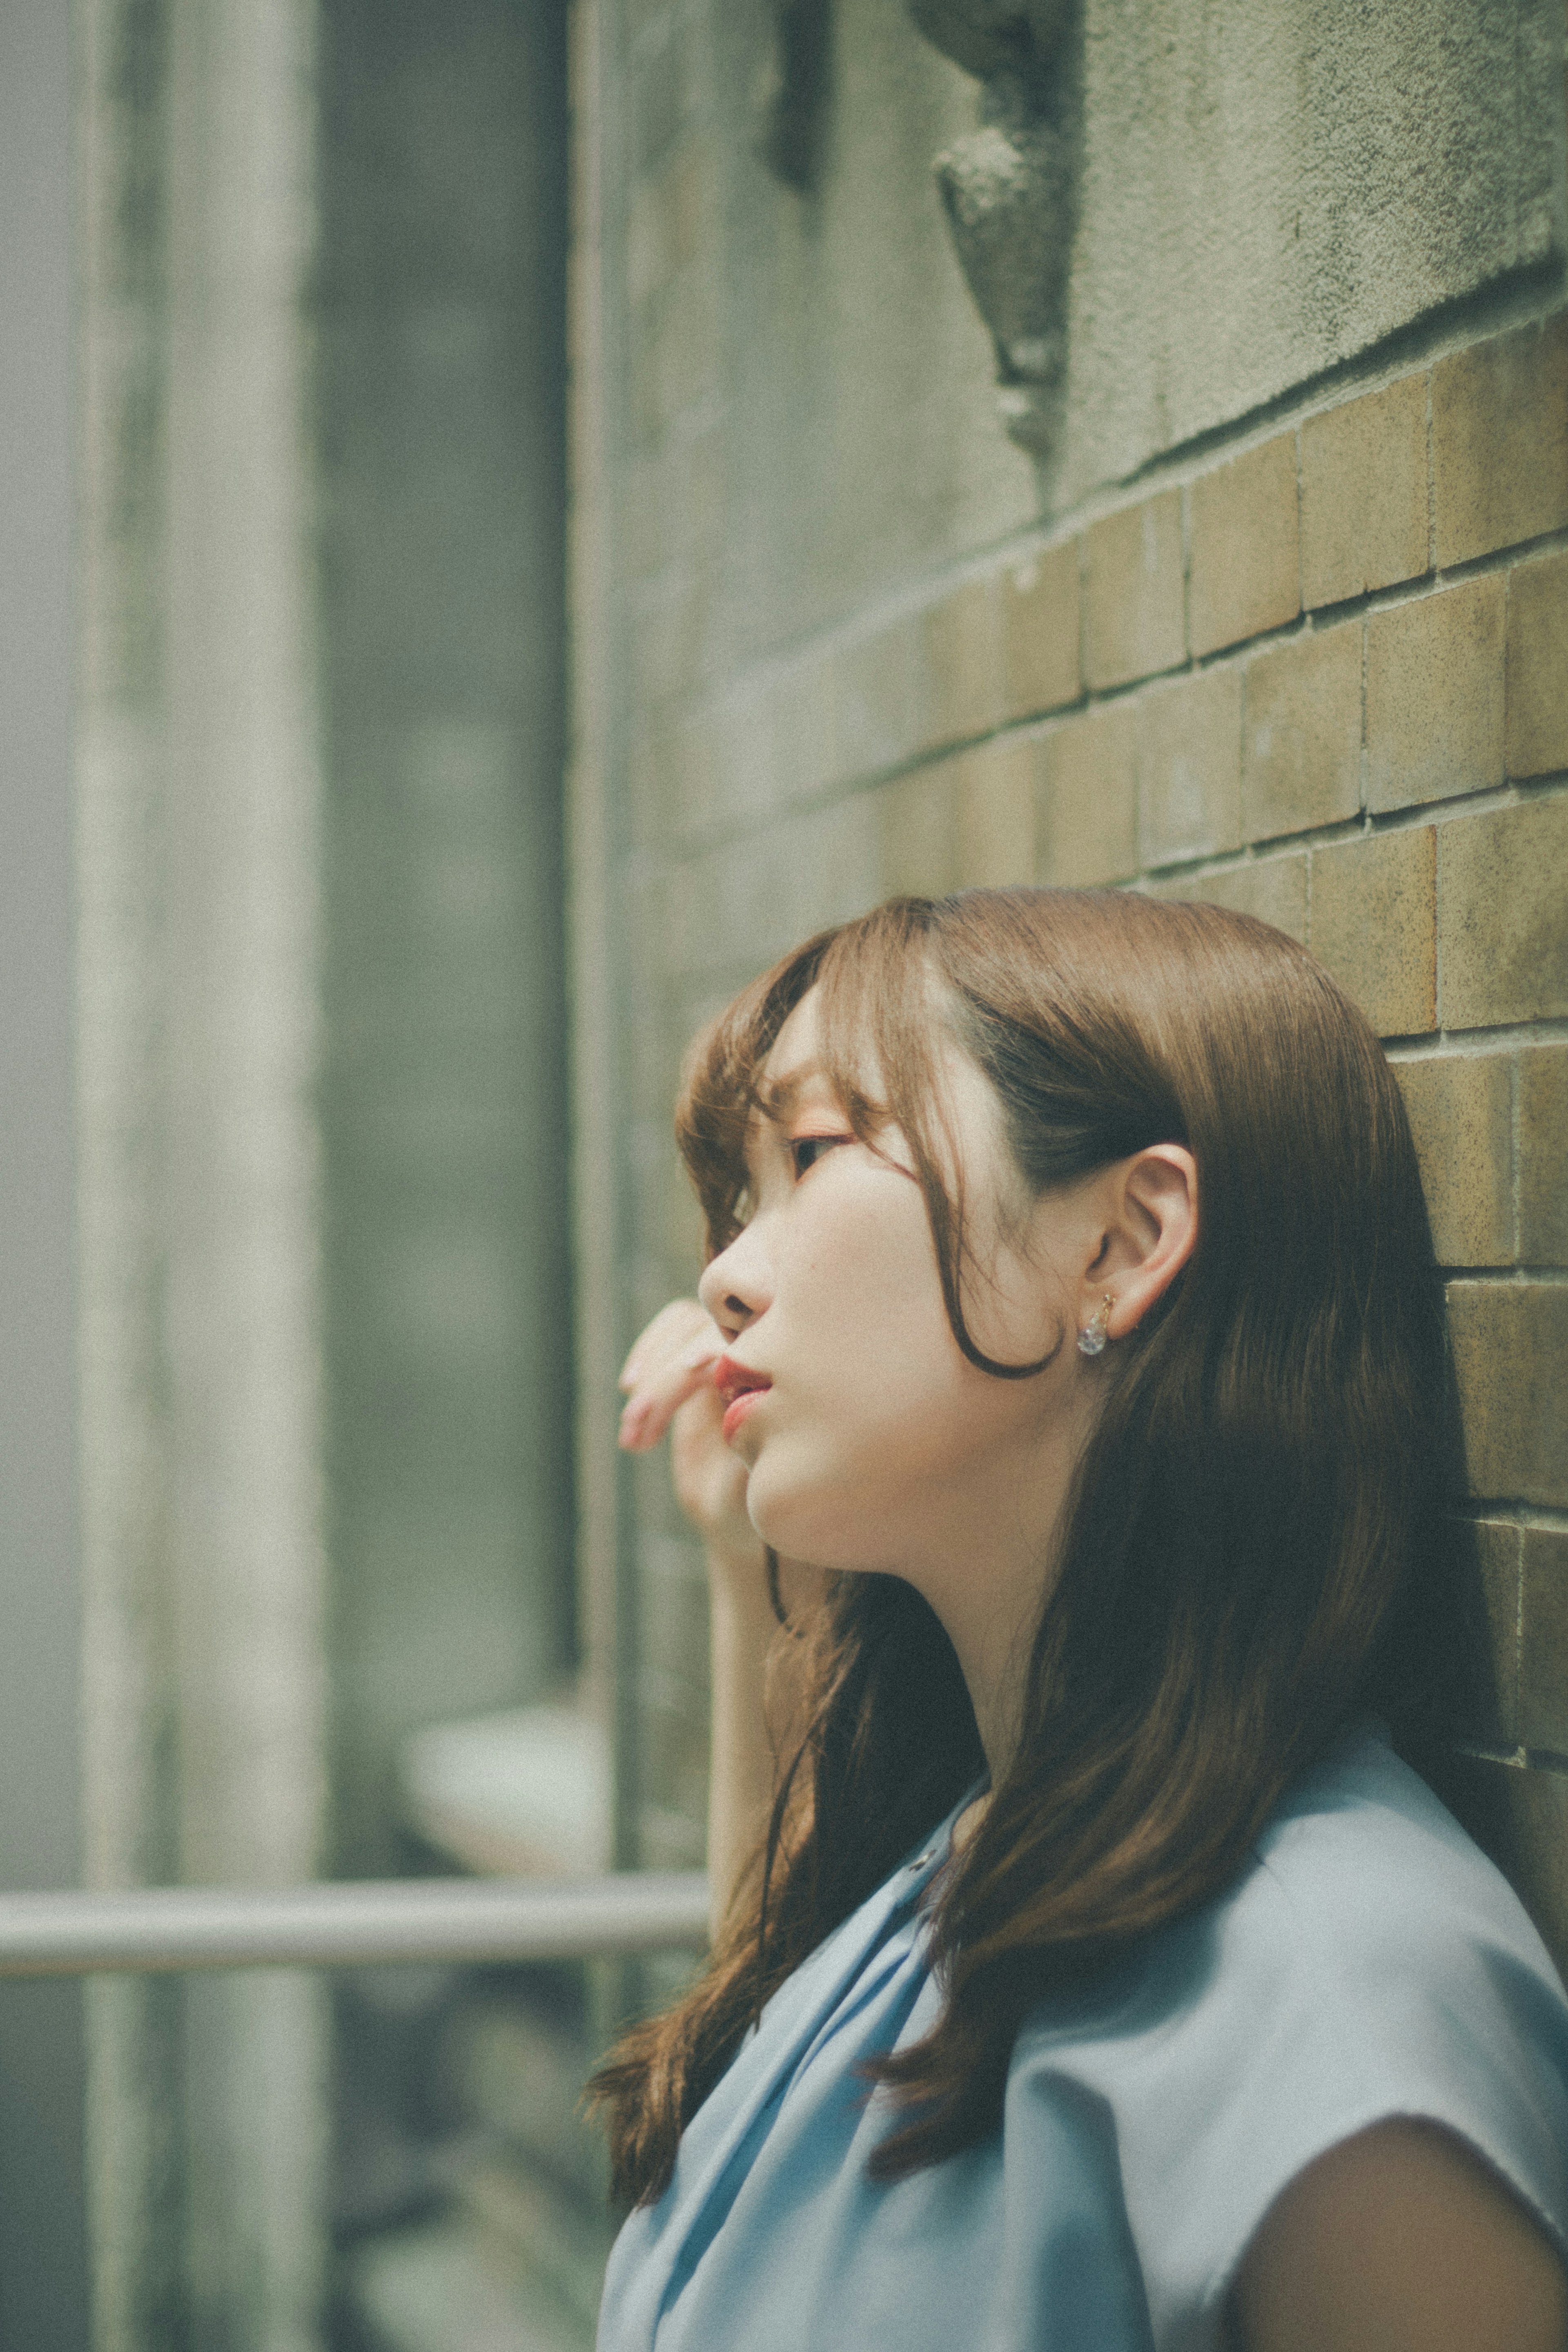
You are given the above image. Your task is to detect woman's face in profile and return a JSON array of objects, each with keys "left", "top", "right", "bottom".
[{"left": 695, "top": 986, "right": 1096, "bottom": 1590}]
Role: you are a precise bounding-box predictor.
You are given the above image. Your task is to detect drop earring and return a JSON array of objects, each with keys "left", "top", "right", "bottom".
[{"left": 1076, "top": 1292, "right": 1114, "bottom": 1358}]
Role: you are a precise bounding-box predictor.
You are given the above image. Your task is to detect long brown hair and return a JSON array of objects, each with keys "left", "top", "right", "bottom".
[{"left": 590, "top": 888, "right": 1472, "bottom": 2205}]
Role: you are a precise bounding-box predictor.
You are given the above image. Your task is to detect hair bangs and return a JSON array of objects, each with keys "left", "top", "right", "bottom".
[{"left": 675, "top": 899, "right": 951, "bottom": 1257}]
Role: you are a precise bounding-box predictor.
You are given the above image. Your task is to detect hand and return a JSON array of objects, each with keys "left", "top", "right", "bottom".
[
  {"left": 618, "top": 1299, "right": 762, "bottom": 1574},
  {"left": 621, "top": 1303, "right": 825, "bottom": 1928}
]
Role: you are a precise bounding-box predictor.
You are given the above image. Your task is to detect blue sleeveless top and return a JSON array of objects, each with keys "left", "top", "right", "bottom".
[{"left": 597, "top": 1725, "right": 1568, "bottom": 2352}]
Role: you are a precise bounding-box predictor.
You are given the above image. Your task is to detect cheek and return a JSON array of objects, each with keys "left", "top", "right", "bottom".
[
  {"left": 742, "top": 1177, "right": 1035, "bottom": 1556},
  {"left": 741, "top": 1349, "right": 988, "bottom": 1565},
  {"left": 796, "top": 1189, "right": 951, "bottom": 1361}
]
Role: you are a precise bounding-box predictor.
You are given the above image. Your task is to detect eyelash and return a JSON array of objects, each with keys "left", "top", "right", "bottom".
[{"left": 788, "top": 1133, "right": 848, "bottom": 1179}]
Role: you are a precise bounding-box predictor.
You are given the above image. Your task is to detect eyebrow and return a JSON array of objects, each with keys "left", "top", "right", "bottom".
[{"left": 754, "top": 1062, "right": 833, "bottom": 1123}]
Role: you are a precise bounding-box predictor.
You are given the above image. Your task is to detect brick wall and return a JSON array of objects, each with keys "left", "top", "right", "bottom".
[{"left": 574, "top": 0, "right": 1568, "bottom": 1957}]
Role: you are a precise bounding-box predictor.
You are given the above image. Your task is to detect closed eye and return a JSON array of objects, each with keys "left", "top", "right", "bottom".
[{"left": 788, "top": 1132, "right": 850, "bottom": 1179}]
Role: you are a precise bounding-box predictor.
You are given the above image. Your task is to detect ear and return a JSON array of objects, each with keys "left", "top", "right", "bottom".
[{"left": 1078, "top": 1144, "right": 1197, "bottom": 1343}]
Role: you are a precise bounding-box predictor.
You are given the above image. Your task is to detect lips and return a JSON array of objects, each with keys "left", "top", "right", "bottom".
[{"left": 714, "top": 1355, "right": 772, "bottom": 1444}]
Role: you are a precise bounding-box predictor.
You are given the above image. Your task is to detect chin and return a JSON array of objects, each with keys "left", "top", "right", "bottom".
[
  {"left": 746, "top": 1457, "right": 833, "bottom": 1560},
  {"left": 746, "top": 1456, "right": 889, "bottom": 1575}
]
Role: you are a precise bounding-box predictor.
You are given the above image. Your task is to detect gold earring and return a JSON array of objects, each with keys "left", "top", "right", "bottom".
[{"left": 1076, "top": 1292, "right": 1114, "bottom": 1358}]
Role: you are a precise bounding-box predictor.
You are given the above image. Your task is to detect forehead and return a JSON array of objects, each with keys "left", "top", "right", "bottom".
[
  {"left": 759, "top": 989, "right": 828, "bottom": 1100},
  {"left": 755, "top": 979, "right": 1013, "bottom": 1186},
  {"left": 748, "top": 996, "right": 844, "bottom": 1147}
]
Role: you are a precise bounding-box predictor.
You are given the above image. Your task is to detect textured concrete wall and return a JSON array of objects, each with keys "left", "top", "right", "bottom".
[
  {"left": 77, "top": 0, "right": 328, "bottom": 2343},
  {"left": 1056, "top": 0, "right": 1566, "bottom": 503},
  {"left": 573, "top": 0, "right": 1568, "bottom": 1931},
  {"left": 617, "top": 0, "right": 1037, "bottom": 691}
]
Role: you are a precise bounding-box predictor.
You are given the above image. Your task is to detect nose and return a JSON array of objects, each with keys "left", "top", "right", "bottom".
[{"left": 697, "top": 1224, "right": 771, "bottom": 1335}]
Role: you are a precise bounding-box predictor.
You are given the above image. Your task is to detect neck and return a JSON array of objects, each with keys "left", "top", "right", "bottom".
[
  {"left": 907, "top": 1415, "right": 1089, "bottom": 1787},
  {"left": 946, "top": 1571, "right": 1040, "bottom": 1784}
]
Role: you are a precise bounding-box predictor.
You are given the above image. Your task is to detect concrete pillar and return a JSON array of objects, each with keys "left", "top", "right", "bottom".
[
  {"left": 76, "top": 0, "right": 328, "bottom": 2343},
  {"left": 0, "top": 0, "right": 91, "bottom": 2341}
]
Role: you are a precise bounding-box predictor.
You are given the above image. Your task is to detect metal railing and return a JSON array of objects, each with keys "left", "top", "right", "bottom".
[{"left": 0, "top": 1873, "right": 710, "bottom": 1976}]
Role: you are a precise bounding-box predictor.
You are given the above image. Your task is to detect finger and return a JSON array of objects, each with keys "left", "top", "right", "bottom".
[
  {"left": 619, "top": 1301, "right": 696, "bottom": 1389},
  {"left": 618, "top": 1342, "right": 723, "bottom": 1451},
  {"left": 619, "top": 1298, "right": 713, "bottom": 1392}
]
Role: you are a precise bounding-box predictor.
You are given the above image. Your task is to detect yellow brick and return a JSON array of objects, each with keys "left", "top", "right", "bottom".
[
  {"left": 629, "top": 325, "right": 661, "bottom": 447},
  {"left": 670, "top": 707, "right": 720, "bottom": 838},
  {"left": 657, "top": 856, "right": 706, "bottom": 988},
  {"left": 1395, "top": 1051, "right": 1513, "bottom": 1266},
  {"left": 1300, "top": 374, "right": 1430, "bottom": 608},
  {"left": 709, "top": 680, "right": 780, "bottom": 822},
  {"left": 627, "top": 183, "right": 665, "bottom": 314},
  {"left": 1447, "top": 1279, "right": 1568, "bottom": 1506},
  {"left": 626, "top": 140, "right": 708, "bottom": 310},
  {"left": 624, "top": 456, "right": 667, "bottom": 579},
  {"left": 922, "top": 576, "right": 1004, "bottom": 748},
  {"left": 770, "top": 658, "right": 835, "bottom": 807},
  {"left": 670, "top": 421, "right": 726, "bottom": 562},
  {"left": 628, "top": 718, "right": 675, "bottom": 849},
  {"left": 1039, "top": 706, "right": 1137, "bottom": 886},
  {"left": 830, "top": 614, "right": 923, "bottom": 785},
  {"left": 1309, "top": 828, "right": 1435, "bottom": 1037},
  {"left": 670, "top": 826, "right": 780, "bottom": 979},
  {"left": 1084, "top": 492, "right": 1185, "bottom": 690},
  {"left": 623, "top": 0, "right": 675, "bottom": 49},
  {"left": 1519, "top": 1045, "right": 1568, "bottom": 1265},
  {"left": 633, "top": 569, "right": 710, "bottom": 709},
  {"left": 1242, "top": 624, "right": 1361, "bottom": 842},
  {"left": 956, "top": 736, "right": 1036, "bottom": 887},
  {"left": 1499, "top": 1762, "right": 1568, "bottom": 1968},
  {"left": 875, "top": 762, "right": 959, "bottom": 897},
  {"left": 1463, "top": 1518, "right": 1523, "bottom": 1746},
  {"left": 1506, "top": 550, "right": 1568, "bottom": 780},
  {"left": 1432, "top": 314, "right": 1568, "bottom": 566},
  {"left": 1151, "top": 855, "right": 1308, "bottom": 945},
  {"left": 1136, "top": 666, "right": 1243, "bottom": 866},
  {"left": 1438, "top": 797, "right": 1568, "bottom": 1028},
  {"left": 794, "top": 794, "right": 884, "bottom": 936},
  {"left": 1187, "top": 435, "right": 1300, "bottom": 659},
  {"left": 1365, "top": 575, "right": 1506, "bottom": 814},
  {"left": 688, "top": 797, "right": 882, "bottom": 979},
  {"left": 659, "top": 1148, "right": 707, "bottom": 1270},
  {"left": 1425, "top": 1746, "right": 1521, "bottom": 1858},
  {"left": 646, "top": 266, "right": 719, "bottom": 430},
  {"left": 1521, "top": 1527, "right": 1568, "bottom": 1752},
  {"left": 1001, "top": 542, "right": 1080, "bottom": 720},
  {"left": 664, "top": 140, "right": 710, "bottom": 275}
]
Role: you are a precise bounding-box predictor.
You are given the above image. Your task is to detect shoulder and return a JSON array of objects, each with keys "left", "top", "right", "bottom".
[
  {"left": 1253, "top": 1721, "right": 1524, "bottom": 1915},
  {"left": 1238, "top": 1723, "right": 1554, "bottom": 1997},
  {"left": 1234, "top": 1729, "right": 1568, "bottom": 2182},
  {"left": 1004, "top": 1724, "right": 1568, "bottom": 2341}
]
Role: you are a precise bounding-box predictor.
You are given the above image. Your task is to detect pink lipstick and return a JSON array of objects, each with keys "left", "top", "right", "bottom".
[{"left": 714, "top": 1355, "right": 772, "bottom": 1445}]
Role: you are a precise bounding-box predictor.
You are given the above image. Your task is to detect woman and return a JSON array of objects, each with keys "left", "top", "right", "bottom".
[{"left": 593, "top": 888, "right": 1568, "bottom": 2352}]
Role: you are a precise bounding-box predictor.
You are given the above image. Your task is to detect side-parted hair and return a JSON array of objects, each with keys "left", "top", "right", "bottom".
[{"left": 590, "top": 888, "right": 1475, "bottom": 2207}]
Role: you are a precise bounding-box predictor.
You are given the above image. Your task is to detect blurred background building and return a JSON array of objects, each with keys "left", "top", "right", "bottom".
[{"left": 0, "top": 0, "right": 1564, "bottom": 2346}]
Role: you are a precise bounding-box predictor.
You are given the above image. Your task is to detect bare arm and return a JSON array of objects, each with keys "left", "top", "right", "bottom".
[
  {"left": 698, "top": 1533, "right": 774, "bottom": 1942},
  {"left": 1228, "top": 2118, "right": 1568, "bottom": 2352},
  {"left": 619, "top": 1300, "right": 819, "bottom": 1937}
]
